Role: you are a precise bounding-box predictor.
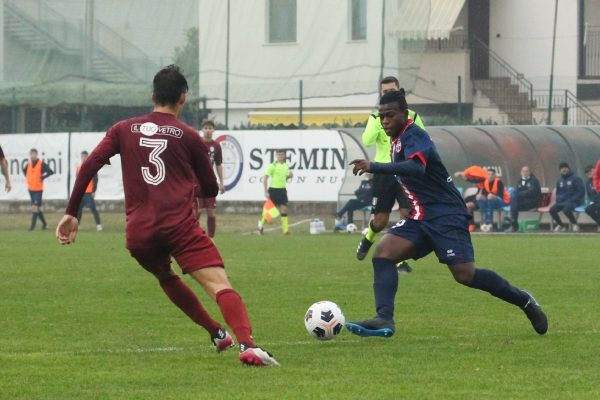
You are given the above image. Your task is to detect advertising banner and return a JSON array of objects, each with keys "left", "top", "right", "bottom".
[
  {"left": 0, "top": 133, "right": 69, "bottom": 200},
  {"left": 1, "top": 130, "right": 347, "bottom": 202},
  {"left": 215, "top": 130, "right": 346, "bottom": 201}
]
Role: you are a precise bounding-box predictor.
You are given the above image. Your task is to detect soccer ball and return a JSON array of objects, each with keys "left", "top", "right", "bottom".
[
  {"left": 304, "top": 301, "right": 345, "bottom": 340},
  {"left": 346, "top": 223, "right": 358, "bottom": 233}
]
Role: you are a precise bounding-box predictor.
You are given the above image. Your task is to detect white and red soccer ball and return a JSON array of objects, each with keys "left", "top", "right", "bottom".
[{"left": 304, "top": 301, "right": 345, "bottom": 340}]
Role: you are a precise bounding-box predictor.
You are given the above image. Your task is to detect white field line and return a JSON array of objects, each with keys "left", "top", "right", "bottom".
[
  {"left": 2, "top": 330, "right": 598, "bottom": 358},
  {"left": 242, "top": 218, "right": 313, "bottom": 235}
]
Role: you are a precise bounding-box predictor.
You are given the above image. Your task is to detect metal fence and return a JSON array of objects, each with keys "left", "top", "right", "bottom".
[{"left": 533, "top": 89, "right": 600, "bottom": 125}]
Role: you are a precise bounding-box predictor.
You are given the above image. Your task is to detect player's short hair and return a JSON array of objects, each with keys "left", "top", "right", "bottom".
[
  {"left": 379, "top": 90, "right": 408, "bottom": 110},
  {"left": 202, "top": 120, "right": 215, "bottom": 128},
  {"left": 81, "top": 150, "right": 89, "bottom": 156},
  {"left": 153, "top": 65, "right": 189, "bottom": 106},
  {"left": 30, "top": 148, "right": 38, "bottom": 154},
  {"left": 276, "top": 149, "right": 286, "bottom": 154},
  {"left": 585, "top": 164, "right": 594, "bottom": 174},
  {"left": 380, "top": 76, "right": 400, "bottom": 87}
]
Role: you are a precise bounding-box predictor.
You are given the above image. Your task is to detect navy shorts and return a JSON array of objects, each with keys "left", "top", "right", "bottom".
[
  {"left": 388, "top": 214, "right": 474, "bottom": 265},
  {"left": 29, "top": 190, "right": 43, "bottom": 206}
]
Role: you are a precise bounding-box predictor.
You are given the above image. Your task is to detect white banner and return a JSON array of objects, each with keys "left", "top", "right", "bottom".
[
  {"left": 1, "top": 130, "right": 347, "bottom": 202},
  {"left": 0, "top": 133, "right": 69, "bottom": 200},
  {"left": 69, "top": 133, "right": 124, "bottom": 200},
  {"left": 215, "top": 130, "right": 346, "bottom": 201}
]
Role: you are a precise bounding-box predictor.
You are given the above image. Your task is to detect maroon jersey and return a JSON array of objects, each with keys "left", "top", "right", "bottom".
[
  {"left": 67, "top": 112, "right": 218, "bottom": 246},
  {"left": 204, "top": 139, "right": 223, "bottom": 167}
]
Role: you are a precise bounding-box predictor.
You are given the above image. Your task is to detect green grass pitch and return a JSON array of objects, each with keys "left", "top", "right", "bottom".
[{"left": 1, "top": 213, "right": 599, "bottom": 399}]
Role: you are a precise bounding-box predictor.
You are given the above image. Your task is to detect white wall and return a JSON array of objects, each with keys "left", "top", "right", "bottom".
[
  {"left": 490, "top": 0, "right": 579, "bottom": 92},
  {"left": 199, "top": 0, "right": 387, "bottom": 104}
]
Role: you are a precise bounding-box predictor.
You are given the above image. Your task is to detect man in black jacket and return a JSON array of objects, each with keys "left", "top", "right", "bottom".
[
  {"left": 335, "top": 178, "right": 373, "bottom": 226},
  {"left": 551, "top": 162, "right": 585, "bottom": 232},
  {"left": 505, "top": 166, "right": 542, "bottom": 233}
]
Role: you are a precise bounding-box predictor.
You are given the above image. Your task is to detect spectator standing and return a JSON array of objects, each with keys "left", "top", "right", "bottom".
[
  {"left": 197, "top": 120, "right": 225, "bottom": 237},
  {"left": 505, "top": 166, "right": 541, "bottom": 233},
  {"left": 0, "top": 145, "right": 11, "bottom": 192},
  {"left": 23, "top": 148, "right": 54, "bottom": 230},
  {"left": 550, "top": 162, "right": 585, "bottom": 232},
  {"left": 476, "top": 168, "right": 510, "bottom": 232},
  {"left": 76, "top": 151, "right": 103, "bottom": 231},
  {"left": 584, "top": 165, "right": 600, "bottom": 232}
]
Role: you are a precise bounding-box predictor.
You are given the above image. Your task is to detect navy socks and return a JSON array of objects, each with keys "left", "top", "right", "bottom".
[
  {"left": 468, "top": 268, "right": 529, "bottom": 308},
  {"left": 373, "top": 257, "right": 398, "bottom": 320}
]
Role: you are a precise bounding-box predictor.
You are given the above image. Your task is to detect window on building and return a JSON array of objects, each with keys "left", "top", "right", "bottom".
[
  {"left": 350, "top": 0, "right": 367, "bottom": 40},
  {"left": 268, "top": 0, "right": 297, "bottom": 43}
]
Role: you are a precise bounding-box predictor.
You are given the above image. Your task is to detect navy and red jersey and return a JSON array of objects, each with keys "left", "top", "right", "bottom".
[
  {"left": 204, "top": 139, "right": 223, "bottom": 167},
  {"left": 387, "top": 121, "right": 468, "bottom": 220},
  {"left": 67, "top": 112, "right": 218, "bottom": 242}
]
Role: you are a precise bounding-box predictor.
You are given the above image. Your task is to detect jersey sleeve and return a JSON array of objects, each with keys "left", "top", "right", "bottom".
[
  {"left": 403, "top": 129, "right": 433, "bottom": 167},
  {"left": 188, "top": 134, "right": 219, "bottom": 198},
  {"left": 362, "top": 114, "right": 380, "bottom": 146},
  {"left": 66, "top": 125, "right": 120, "bottom": 216}
]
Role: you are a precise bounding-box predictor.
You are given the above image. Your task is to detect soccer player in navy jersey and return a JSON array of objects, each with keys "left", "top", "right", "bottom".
[
  {"left": 346, "top": 90, "right": 547, "bottom": 337},
  {"left": 56, "top": 65, "right": 278, "bottom": 367}
]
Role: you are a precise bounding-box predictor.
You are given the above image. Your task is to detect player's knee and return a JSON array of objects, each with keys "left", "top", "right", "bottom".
[{"left": 450, "top": 266, "right": 475, "bottom": 285}]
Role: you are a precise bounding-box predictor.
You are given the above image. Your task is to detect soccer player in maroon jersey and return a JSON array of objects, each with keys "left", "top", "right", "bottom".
[
  {"left": 55, "top": 65, "right": 279, "bottom": 367},
  {"left": 196, "top": 119, "right": 225, "bottom": 237}
]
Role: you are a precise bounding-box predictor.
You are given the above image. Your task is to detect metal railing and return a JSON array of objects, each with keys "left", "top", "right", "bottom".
[
  {"left": 470, "top": 35, "right": 534, "bottom": 106},
  {"left": 5, "top": 0, "right": 157, "bottom": 82},
  {"left": 399, "top": 31, "right": 468, "bottom": 51},
  {"left": 533, "top": 89, "right": 600, "bottom": 125}
]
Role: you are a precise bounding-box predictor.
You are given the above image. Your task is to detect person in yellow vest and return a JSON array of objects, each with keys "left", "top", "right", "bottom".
[
  {"left": 77, "top": 151, "right": 102, "bottom": 231},
  {"left": 258, "top": 149, "right": 293, "bottom": 235},
  {"left": 476, "top": 168, "right": 510, "bottom": 232},
  {"left": 23, "top": 148, "right": 54, "bottom": 230}
]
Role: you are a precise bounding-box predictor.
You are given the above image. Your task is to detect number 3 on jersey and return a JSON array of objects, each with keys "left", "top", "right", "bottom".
[{"left": 140, "top": 138, "right": 167, "bottom": 185}]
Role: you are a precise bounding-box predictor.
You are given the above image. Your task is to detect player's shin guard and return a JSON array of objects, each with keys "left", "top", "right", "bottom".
[
  {"left": 467, "top": 269, "right": 529, "bottom": 307},
  {"left": 216, "top": 288, "right": 255, "bottom": 347},
  {"left": 373, "top": 257, "right": 399, "bottom": 320},
  {"left": 159, "top": 275, "right": 221, "bottom": 332},
  {"left": 207, "top": 216, "right": 216, "bottom": 238}
]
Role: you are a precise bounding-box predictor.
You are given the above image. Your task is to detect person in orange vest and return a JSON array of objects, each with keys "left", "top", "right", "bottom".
[
  {"left": 23, "top": 148, "right": 54, "bottom": 230},
  {"left": 476, "top": 168, "right": 510, "bottom": 232},
  {"left": 454, "top": 165, "right": 487, "bottom": 231},
  {"left": 77, "top": 151, "right": 102, "bottom": 231}
]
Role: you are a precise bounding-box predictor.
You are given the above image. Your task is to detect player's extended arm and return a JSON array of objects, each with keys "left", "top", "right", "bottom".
[
  {"left": 41, "top": 162, "right": 55, "bottom": 180},
  {"left": 350, "top": 158, "right": 425, "bottom": 177},
  {"left": 58, "top": 131, "right": 118, "bottom": 245},
  {"left": 0, "top": 158, "right": 11, "bottom": 192}
]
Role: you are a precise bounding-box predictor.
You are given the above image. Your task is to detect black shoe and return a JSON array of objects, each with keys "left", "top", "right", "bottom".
[
  {"left": 345, "top": 316, "right": 395, "bottom": 337},
  {"left": 522, "top": 291, "right": 548, "bottom": 335},
  {"left": 397, "top": 261, "right": 412, "bottom": 274},
  {"left": 356, "top": 237, "right": 373, "bottom": 260}
]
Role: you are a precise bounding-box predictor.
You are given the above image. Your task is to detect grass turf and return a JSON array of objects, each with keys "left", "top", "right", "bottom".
[{"left": 1, "top": 212, "right": 599, "bottom": 399}]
